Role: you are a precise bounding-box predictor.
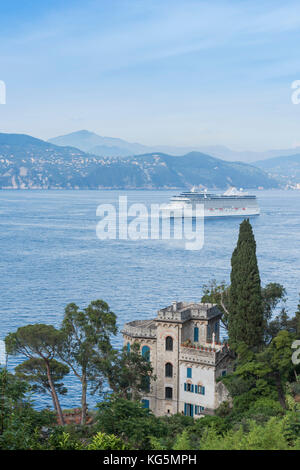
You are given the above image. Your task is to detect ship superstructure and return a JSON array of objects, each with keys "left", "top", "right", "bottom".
[{"left": 162, "top": 187, "right": 260, "bottom": 218}]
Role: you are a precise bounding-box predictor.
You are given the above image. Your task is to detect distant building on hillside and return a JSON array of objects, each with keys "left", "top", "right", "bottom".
[{"left": 122, "top": 301, "right": 233, "bottom": 418}]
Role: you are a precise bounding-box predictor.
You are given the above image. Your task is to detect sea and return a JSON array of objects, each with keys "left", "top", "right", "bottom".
[{"left": 0, "top": 189, "right": 299, "bottom": 409}]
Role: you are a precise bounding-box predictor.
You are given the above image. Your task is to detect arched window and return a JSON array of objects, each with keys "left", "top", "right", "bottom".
[
  {"left": 165, "top": 336, "right": 173, "bottom": 351},
  {"left": 165, "top": 387, "right": 173, "bottom": 399},
  {"left": 142, "top": 345, "right": 150, "bottom": 361},
  {"left": 165, "top": 362, "right": 173, "bottom": 377}
]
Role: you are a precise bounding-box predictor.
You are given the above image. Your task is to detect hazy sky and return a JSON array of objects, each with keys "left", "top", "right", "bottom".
[{"left": 1, "top": 0, "right": 300, "bottom": 150}]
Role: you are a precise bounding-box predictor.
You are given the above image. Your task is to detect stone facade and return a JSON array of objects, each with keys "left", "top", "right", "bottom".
[{"left": 122, "top": 301, "right": 233, "bottom": 418}]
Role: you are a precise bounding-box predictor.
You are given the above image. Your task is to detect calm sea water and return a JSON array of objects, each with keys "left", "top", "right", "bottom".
[{"left": 0, "top": 189, "right": 299, "bottom": 409}]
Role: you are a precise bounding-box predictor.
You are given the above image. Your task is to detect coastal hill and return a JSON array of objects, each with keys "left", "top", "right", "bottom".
[
  {"left": 0, "top": 132, "right": 278, "bottom": 189},
  {"left": 255, "top": 154, "right": 300, "bottom": 187}
]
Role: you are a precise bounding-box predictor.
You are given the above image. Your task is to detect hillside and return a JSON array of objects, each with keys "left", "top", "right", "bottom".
[
  {"left": 0, "top": 133, "right": 278, "bottom": 189},
  {"left": 255, "top": 154, "right": 300, "bottom": 188},
  {"left": 48, "top": 130, "right": 300, "bottom": 163}
]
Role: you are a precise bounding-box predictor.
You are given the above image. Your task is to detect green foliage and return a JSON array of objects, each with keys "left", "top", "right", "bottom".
[
  {"left": 95, "top": 396, "right": 165, "bottom": 449},
  {"left": 58, "top": 300, "right": 117, "bottom": 424},
  {"left": 87, "top": 432, "right": 126, "bottom": 450},
  {"left": 105, "top": 342, "right": 155, "bottom": 400},
  {"left": 199, "top": 416, "right": 299, "bottom": 450},
  {"left": 150, "top": 414, "right": 195, "bottom": 449},
  {"left": 0, "top": 367, "right": 29, "bottom": 405},
  {"left": 221, "top": 330, "right": 295, "bottom": 411},
  {"left": 2, "top": 285, "right": 300, "bottom": 450},
  {"left": 201, "top": 279, "right": 230, "bottom": 329},
  {"left": 266, "top": 306, "right": 297, "bottom": 343},
  {"left": 262, "top": 283, "right": 286, "bottom": 324},
  {"left": 0, "top": 369, "right": 56, "bottom": 450},
  {"left": 172, "top": 429, "right": 193, "bottom": 450},
  {"left": 15, "top": 358, "right": 69, "bottom": 397},
  {"left": 5, "top": 324, "right": 66, "bottom": 424},
  {"left": 229, "top": 219, "right": 264, "bottom": 349},
  {"left": 247, "top": 397, "right": 284, "bottom": 417},
  {"left": 5, "top": 324, "right": 63, "bottom": 359},
  {"left": 47, "top": 429, "right": 83, "bottom": 450}
]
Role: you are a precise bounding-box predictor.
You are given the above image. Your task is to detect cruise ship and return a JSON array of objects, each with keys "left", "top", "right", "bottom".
[{"left": 161, "top": 187, "right": 260, "bottom": 218}]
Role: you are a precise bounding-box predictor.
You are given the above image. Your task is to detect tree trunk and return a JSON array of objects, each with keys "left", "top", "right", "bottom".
[
  {"left": 274, "top": 372, "right": 286, "bottom": 409},
  {"left": 81, "top": 373, "right": 87, "bottom": 425},
  {"left": 50, "top": 389, "right": 58, "bottom": 415},
  {"left": 45, "top": 360, "right": 65, "bottom": 425}
]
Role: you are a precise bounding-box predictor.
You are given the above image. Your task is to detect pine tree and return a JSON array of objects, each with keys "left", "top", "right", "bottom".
[{"left": 228, "top": 219, "right": 264, "bottom": 349}]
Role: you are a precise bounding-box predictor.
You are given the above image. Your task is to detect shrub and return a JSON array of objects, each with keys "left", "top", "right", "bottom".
[{"left": 87, "top": 432, "right": 126, "bottom": 450}]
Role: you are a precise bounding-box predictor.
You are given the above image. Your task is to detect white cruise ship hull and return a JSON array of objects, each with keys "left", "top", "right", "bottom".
[
  {"left": 160, "top": 188, "right": 260, "bottom": 218},
  {"left": 160, "top": 204, "right": 260, "bottom": 218}
]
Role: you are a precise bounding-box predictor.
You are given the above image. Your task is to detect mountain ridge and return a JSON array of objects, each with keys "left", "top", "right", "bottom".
[
  {"left": 48, "top": 130, "right": 300, "bottom": 163},
  {"left": 0, "top": 132, "right": 278, "bottom": 190},
  {"left": 254, "top": 153, "right": 300, "bottom": 187}
]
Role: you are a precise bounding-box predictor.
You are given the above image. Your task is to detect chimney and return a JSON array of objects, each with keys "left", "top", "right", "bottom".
[{"left": 172, "top": 301, "right": 177, "bottom": 312}]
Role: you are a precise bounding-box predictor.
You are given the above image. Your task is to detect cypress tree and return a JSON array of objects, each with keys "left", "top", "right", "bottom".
[{"left": 228, "top": 219, "right": 264, "bottom": 349}]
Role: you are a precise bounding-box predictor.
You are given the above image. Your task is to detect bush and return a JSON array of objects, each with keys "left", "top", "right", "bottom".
[
  {"left": 87, "top": 432, "right": 126, "bottom": 450},
  {"left": 199, "top": 416, "right": 297, "bottom": 450},
  {"left": 96, "top": 396, "right": 166, "bottom": 449},
  {"left": 47, "top": 429, "right": 83, "bottom": 450}
]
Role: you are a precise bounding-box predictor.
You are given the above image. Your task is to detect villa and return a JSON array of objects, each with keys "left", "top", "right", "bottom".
[{"left": 122, "top": 301, "right": 233, "bottom": 418}]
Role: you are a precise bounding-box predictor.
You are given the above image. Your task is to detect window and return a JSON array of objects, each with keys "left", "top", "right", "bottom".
[
  {"left": 195, "top": 405, "right": 205, "bottom": 415},
  {"left": 194, "top": 385, "right": 205, "bottom": 394},
  {"left": 142, "top": 375, "right": 150, "bottom": 392},
  {"left": 165, "top": 362, "right": 173, "bottom": 378},
  {"left": 126, "top": 342, "right": 130, "bottom": 352},
  {"left": 165, "top": 336, "right": 173, "bottom": 351},
  {"left": 207, "top": 325, "right": 211, "bottom": 340},
  {"left": 184, "top": 383, "right": 194, "bottom": 392},
  {"left": 215, "top": 322, "right": 219, "bottom": 333},
  {"left": 187, "top": 367, "right": 192, "bottom": 378},
  {"left": 184, "top": 403, "right": 193, "bottom": 417},
  {"left": 142, "top": 345, "right": 150, "bottom": 361},
  {"left": 221, "top": 370, "right": 227, "bottom": 377},
  {"left": 165, "top": 387, "right": 173, "bottom": 399},
  {"left": 194, "top": 327, "right": 199, "bottom": 342},
  {"left": 141, "top": 399, "right": 149, "bottom": 409}
]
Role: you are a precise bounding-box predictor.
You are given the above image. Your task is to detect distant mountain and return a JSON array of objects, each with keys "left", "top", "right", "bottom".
[
  {"left": 254, "top": 154, "right": 300, "bottom": 187},
  {"left": 0, "top": 133, "right": 95, "bottom": 189},
  {"left": 0, "top": 132, "right": 278, "bottom": 189},
  {"left": 48, "top": 130, "right": 150, "bottom": 156},
  {"left": 48, "top": 130, "right": 300, "bottom": 163},
  {"left": 197, "top": 146, "right": 300, "bottom": 163}
]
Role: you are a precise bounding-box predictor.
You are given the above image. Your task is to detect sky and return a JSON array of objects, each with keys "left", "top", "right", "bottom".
[{"left": 0, "top": 0, "right": 300, "bottom": 151}]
